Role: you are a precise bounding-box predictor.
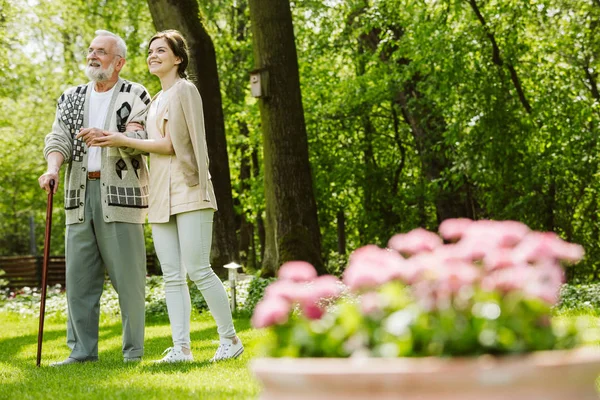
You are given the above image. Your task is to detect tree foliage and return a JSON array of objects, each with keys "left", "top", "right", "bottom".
[
  {"left": 0, "top": 0, "right": 155, "bottom": 255},
  {"left": 1, "top": 0, "right": 600, "bottom": 282}
]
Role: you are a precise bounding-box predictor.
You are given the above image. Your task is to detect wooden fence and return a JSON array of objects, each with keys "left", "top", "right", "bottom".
[{"left": 0, "top": 254, "right": 160, "bottom": 289}]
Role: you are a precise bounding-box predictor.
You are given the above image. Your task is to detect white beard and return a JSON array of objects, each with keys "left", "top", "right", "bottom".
[{"left": 85, "top": 60, "right": 116, "bottom": 82}]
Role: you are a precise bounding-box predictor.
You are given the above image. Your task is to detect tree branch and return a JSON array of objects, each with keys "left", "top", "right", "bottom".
[
  {"left": 507, "top": 64, "right": 532, "bottom": 113},
  {"left": 467, "top": 0, "right": 502, "bottom": 66},
  {"left": 467, "top": 0, "right": 532, "bottom": 114},
  {"left": 584, "top": 65, "right": 600, "bottom": 101},
  {"left": 391, "top": 104, "right": 406, "bottom": 195}
]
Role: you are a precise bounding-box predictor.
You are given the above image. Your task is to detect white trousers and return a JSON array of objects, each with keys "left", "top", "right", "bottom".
[{"left": 152, "top": 209, "right": 236, "bottom": 348}]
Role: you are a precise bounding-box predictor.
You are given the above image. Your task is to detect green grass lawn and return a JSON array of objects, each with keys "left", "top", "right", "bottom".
[
  {"left": 0, "top": 311, "right": 266, "bottom": 399},
  {"left": 2, "top": 302, "right": 599, "bottom": 400}
]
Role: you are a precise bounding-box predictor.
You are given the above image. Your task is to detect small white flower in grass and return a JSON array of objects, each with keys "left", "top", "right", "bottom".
[
  {"left": 344, "top": 332, "right": 369, "bottom": 355},
  {"left": 478, "top": 329, "right": 496, "bottom": 347},
  {"left": 384, "top": 308, "right": 417, "bottom": 336},
  {"left": 377, "top": 343, "right": 399, "bottom": 358},
  {"left": 472, "top": 302, "right": 501, "bottom": 320},
  {"left": 309, "top": 312, "right": 336, "bottom": 334},
  {"left": 581, "top": 326, "right": 600, "bottom": 345}
]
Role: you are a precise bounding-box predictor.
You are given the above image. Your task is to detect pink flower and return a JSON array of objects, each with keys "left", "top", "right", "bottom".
[
  {"left": 311, "top": 275, "right": 343, "bottom": 299},
  {"left": 251, "top": 296, "right": 292, "bottom": 328},
  {"left": 481, "top": 265, "right": 530, "bottom": 293},
  {"left": 451, "top": 236, "right": 497, "bottom": 261},
  {"left": 388, "top": 228, "right": 443, "bottom": 256},
  {"left": 525, "top": 284, "right": 561, "bottom": 305},
  {"left": 483, "top": 249, "right": 517, "bottom": 270},
  {"left": 439, "top": 218, "right": 473, "bottom": 241},
  {"left": 343, "top": 245, "right": 405, "bottom": 291},
  {"left": 301, "top": 301, "right": 325, "bottom": 320},
  {"left": 495, "top": 221, "right": 531, "bottom": 247},
  {"left": 436, "top": 260, "right": 481, "bottom": 293},
  {"left": 523, "top": 260, "right": 565, "bottom": 304},
  {"left": 260, "top": 273, "right": 342, "bottom": 323},
  {"left": 265, "top": 280, "right": 307, "bottom": 303},
  {"left": 278, "top": 261, "right": 318, "bottom": 282},
  {"left": 396, "top": 252, "right": 440, "bottom": 283},
  {"left": 512, "top": 232, "right": 584, "bottom": 264},
  {"left": 458, "top": 220, "right": 531, "bottom": 252},
  {"left": 411, "top": 280, "right": 441, "bottom": 311},
  {"left": 410, "top": 258, "right": 480, "bottom": 305},
  {"left": 360, "top": 292, "right": 382, "bottom": 315}
]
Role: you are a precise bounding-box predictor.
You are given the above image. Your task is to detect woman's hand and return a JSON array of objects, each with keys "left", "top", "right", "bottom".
[
  {"left": 126, "top": 121, "right": 144, "bottom": 132},
  {"left": 92, "top": 131, "right": 129, "bottom": 148}
]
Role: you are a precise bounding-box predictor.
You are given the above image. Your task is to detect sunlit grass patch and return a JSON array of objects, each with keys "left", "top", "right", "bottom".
[{"left": 0, "top": 312, "right": 264, "bottom": 400}]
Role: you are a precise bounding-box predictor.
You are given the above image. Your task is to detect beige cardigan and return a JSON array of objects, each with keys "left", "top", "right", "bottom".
[
  {"left": 147, "top": 79, "right": 217, "bottom": 223},
  {"left": 45, "top": 79, "right": 151, "bottom": 225}
]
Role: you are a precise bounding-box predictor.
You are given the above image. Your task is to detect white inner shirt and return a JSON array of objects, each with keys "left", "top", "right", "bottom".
[{"left": 87, "top": 85, "right": 115, "bottom": 172}]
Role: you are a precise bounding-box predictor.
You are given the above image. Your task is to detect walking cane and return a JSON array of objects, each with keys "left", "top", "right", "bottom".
[{"left": 37, "top": 180, "right": 54, "bottom": 367}]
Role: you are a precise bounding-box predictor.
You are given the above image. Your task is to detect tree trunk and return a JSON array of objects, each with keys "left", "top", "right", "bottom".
[
  {"left": 229, "top": 1, "right": 257, "bottom": 270},
  {"left": 238, "top": 121, "right": 255, "bottom": 269},
  {"left": 146, "top": 0, "right": 239, "bottom": 275},
  {"left": 350, "top": 8, "right": 475, "bottom": 225},
  {"left": 247, "top": 0, "right": 324, "bottom": 275},
  {"left": 253, "top": 147, "right": 266, "bottom": 263}
]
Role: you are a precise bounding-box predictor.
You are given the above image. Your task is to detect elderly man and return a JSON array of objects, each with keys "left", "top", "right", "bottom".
[{"left": 38, "top": 30, "right": 150, "bottom": 365}]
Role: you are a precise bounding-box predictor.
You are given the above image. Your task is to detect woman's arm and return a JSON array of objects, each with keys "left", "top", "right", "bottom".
[
  {"left": 90, "top": 130, "right": 174, "bottom": 155},
  {"left": 169, "top": 81, "right": 212, "bottom": 201}
]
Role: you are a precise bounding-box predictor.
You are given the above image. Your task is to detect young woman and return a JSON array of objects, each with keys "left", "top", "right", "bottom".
[{"left": 93, "top": 30, "right": 243, "bottom": 363}]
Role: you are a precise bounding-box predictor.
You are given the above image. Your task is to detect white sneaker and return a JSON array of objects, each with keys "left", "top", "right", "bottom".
[
  {"left": 152, "top": 346, "right": 194, "bottom": 363},
  {"left": 210, "top": 337, "right": 244, "bottom": 362}
]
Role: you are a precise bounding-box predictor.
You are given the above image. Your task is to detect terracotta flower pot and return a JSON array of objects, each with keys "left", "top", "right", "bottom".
[{"left": 252, "top": 348, "right": 600, "bottom": 400}]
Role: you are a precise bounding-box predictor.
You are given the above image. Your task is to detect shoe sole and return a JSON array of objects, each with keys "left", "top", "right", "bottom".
[
  {"left": 49, "top": 358, "right": 97, "bottom": 367},
  {"left": 211, "top": 347, "right": 244, "bottom": 363},
  {"left": 151, "top": 358, "right": 194, "bottom": 364},
  {"left": 231, "top": 347, "right": 244, "bottom": 359}
]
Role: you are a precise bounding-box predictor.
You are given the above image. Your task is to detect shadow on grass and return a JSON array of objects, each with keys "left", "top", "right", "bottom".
[
  {"left": 140, "top": 315, "right": 253, "bottom": 362},
  {"left": 0, "top": 327, "right": 66, "bottom": 360},
  {"left": 0, "top": 358, "right": 259, "bottom": 399},
  {"left": 0, "top": 311, "right": 252, "bottom": 364},
  {"left": 0, "top": 314, "right": 260, "bottom": 399}
]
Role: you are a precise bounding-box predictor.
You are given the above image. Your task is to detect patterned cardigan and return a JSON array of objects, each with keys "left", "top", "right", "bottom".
[{"left": 44, "top": 79, "right": 151, "bottom": 225}]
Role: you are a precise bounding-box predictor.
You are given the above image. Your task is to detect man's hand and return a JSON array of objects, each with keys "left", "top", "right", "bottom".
[
  {"left": 39, "top": 153, "right": 63, "bottom": 194},
  {"left": 92, "top": 131, "right": 129, "bottom": 148},
  {"left": 39, "top": 170, "right": 59, "bottom": 194},
  {"left": 76, "top": 127, "right": 105, "bottom": 147}
]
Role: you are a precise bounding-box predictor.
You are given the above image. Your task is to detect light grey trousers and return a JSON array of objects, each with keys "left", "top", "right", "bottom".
[
  {"left": 65, "top": 180, "right": 146, "bottom": 360},
  {"left": 152, "top": 209, "right": 236, "bottom": 349}
]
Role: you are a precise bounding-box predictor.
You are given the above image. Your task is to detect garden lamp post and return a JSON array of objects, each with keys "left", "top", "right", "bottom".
[{"left": 224, "top": 262, "right": 242, "bottom": 312}]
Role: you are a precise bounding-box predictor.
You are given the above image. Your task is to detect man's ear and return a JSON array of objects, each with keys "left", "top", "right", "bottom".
[{"left": 115, "top": 57, "right": 126, "bottom": 72}]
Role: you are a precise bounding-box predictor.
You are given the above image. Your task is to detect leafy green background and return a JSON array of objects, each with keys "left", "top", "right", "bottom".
[{"left": 1, "top": 0, "right": 599, "bottom": 281}]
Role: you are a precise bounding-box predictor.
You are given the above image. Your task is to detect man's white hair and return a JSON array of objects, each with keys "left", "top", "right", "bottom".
[{"left": 94, "top": 29, "right": 127, "bottom": 59}]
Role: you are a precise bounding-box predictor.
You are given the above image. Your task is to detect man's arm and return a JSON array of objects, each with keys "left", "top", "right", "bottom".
[
  {"left": 41, "top": 94, "right": 74, "bottom": 194},
  {"left": 44, "top": 99, "right": 74, "bottom": 162},
  {"left": 38, "top": 152, "right": 64, "bottom": 194},
  {"left": 120, "top": 85, "right": 152, "bottom": 155}
]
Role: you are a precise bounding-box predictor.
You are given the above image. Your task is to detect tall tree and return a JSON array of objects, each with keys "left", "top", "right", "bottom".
[
  {"left": 247, "top": 0, "right": 324, "bottom": 275},
  {"left": 146, "top": 0, "right": 239, "bottom": 273}
]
